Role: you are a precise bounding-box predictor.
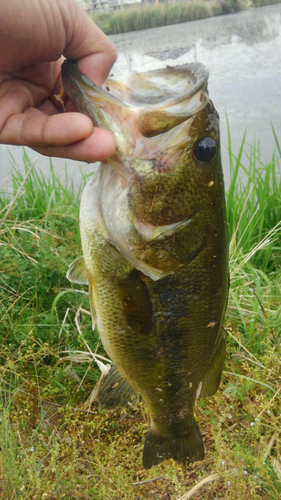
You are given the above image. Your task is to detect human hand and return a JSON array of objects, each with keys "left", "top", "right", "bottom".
[{"left": 0, "top": 0, "right": 116, "bottom": 162}]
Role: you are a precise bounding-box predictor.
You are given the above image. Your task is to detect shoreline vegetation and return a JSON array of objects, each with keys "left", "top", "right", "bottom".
[
  {"left": 0, "top": 128, "right": 280, "bottom": 498},
  {"left": 93, "top": 0, "right": 281, "bottom": 35}
]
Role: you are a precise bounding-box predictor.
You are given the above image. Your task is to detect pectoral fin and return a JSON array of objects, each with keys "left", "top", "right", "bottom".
[
  {"left": 66, "top": 256, "right": 89, "bottom": 285},
  {"left": 117, "top": 270, "right": 153, "bottom": 335}
]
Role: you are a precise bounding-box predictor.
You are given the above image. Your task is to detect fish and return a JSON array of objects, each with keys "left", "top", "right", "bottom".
[{"left": 62, "top": 59, "right": 229, "bottom": 469}]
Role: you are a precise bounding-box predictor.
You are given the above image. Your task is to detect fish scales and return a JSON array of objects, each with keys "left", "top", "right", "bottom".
[{"left": 62, "top": 59, "right": 229, "bottom": 469}]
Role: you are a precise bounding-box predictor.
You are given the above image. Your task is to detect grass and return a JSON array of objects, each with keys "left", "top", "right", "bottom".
[
  {"left": 92, "top": 1, "right": 281, "bottom": 36},
  {"left": 93, "top": 1, "right": 242, "bottom": 35},
  {"left": 0, "top": 129, "right": 280, "bottom": 499},
  {"left": 251, "top": 0, "right": 281, "bottom": 6}
]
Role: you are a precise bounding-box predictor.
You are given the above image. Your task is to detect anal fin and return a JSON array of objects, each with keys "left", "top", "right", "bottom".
[
  {"left": 99, "top": 364, "right": 137, "bottom": 409},
  {"left": 200, "top": 335, "right": 226, "bottom": 398}
]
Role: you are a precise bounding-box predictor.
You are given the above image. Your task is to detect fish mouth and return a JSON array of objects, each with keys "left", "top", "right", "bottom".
[
  {"left": 61, "top": 59, "right": 208, "bottom": 101},
  {"left": 61, "top": 60, "right": 209, "bottom": 162}
]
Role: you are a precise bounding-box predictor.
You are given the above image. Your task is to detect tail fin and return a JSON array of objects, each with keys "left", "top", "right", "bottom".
[{"left": 143, "top": 421, "right": 204, "bottom": 469}]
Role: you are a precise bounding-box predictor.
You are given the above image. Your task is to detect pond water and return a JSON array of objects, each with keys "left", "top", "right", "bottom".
[{"left": 1, "top": 3, "right": 281, "bottom": 193}]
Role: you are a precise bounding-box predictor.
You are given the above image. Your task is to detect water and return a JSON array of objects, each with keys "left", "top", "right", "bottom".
[{"left": 1, "top": 4, "right": 281, "bottom": 193}]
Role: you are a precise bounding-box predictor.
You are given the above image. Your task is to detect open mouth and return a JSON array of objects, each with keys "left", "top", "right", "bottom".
[{"left": 61, "top": 59, "right": 209, "bottom": 137}]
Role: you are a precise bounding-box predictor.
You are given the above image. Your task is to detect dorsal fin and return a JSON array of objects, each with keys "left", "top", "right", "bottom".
[
  {"left": 66, "top": 256, "right": 89, "bottom": 285},
  {"left": 199, "top": 336, "right": 226, "bottom": 398}
]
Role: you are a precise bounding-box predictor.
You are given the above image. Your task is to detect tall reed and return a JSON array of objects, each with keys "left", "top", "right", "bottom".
[
  {"left": 93, "top": 1, "right": 242, "bottom": 35},
  {"left": 0, "top": 130, "right": 280, "bottom": 499}
]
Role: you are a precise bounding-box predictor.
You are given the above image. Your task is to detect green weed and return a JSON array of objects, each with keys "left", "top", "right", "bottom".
[
  {"left": 0, "top": 134, "right": 280, "bottom": 499},
  {"left": 93, "top": 1, "right": 242, "bottom": 35}
]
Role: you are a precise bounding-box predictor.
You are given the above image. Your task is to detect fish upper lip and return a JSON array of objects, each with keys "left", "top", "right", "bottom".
[
  {"left": 61, "top": 59, "right": 209, "bottom": 112},
  {"left": 62, "top": 60, "right": 89, "bottom": 88}
]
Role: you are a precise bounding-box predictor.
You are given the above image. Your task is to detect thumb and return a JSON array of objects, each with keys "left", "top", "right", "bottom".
[{"left": 59, "top": 0, "right": 116, "bottom": 86}]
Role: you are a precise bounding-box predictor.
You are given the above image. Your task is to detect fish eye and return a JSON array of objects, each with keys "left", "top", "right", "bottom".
[{"left": 194, "top": 137, "right": 217, "bottom": 164}]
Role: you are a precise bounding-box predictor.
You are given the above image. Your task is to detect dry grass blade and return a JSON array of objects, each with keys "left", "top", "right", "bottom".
[
  {"left": 272, "top": 458, "right": 281, "bottom": 481},
  {"left": 0, "top": 157, "right": 37, "bottom": 230},
  {"left": 57, "top": 305, "right": 113, "bottom": 410},
  {"left": 80, "top": 365, "right": 111, "bottom": 410},
  {"left": 131, "top": 475, "right": 165, "bottom": 486},
  {"left": 232, "top": 220, "right": 281, "bottom": 275},
  {"left": 176, "top": 473, "right": 220, "bottom": 500},
  {"left": 262, "top": 432, "right": 278, "bottom": 463},
  {"left": 74, "top": 307, "right": 111, "bottom": 372},
  {"left": 60, "top": 350, "right": 111, "bottom": 364},
  {"left": 257, "top": 387, "right": 281, "bottom": 419},
  {"left": 225, "top": 328, "right": 265, "bottom": 368}
]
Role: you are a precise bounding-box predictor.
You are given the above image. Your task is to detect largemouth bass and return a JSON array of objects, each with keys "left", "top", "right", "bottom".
[{"left": 62, "top": 59, "right": 229, "bottom": 469}]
